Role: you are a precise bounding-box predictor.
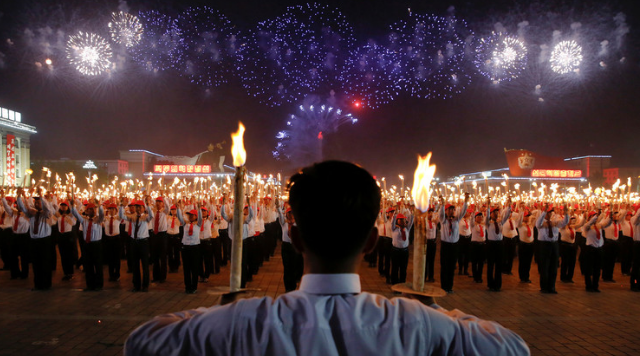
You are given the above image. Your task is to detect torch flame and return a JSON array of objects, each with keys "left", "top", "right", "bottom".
[
  {"left": 411, "top": 153, "right": 436, "bottom": 213},
  {"left": 231, "top": 122, "right": 246, "bottom": 167}
]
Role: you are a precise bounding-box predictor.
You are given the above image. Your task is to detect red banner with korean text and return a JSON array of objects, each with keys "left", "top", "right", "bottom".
[
  {"left": 504, "top": 148, "right": 568, "bottom": 177},
  {"left": 153, "top": 165, "right": 211, "bottom": 174},
  {"left": 5, "top": 134, "right": 15, "bottom": 186}
]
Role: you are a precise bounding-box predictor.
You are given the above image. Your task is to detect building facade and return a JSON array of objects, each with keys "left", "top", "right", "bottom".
[{"left": 0, "top": 106, "right": 36, "bottom": 186}]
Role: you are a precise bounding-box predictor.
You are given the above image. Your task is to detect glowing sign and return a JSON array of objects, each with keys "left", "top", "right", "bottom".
[
  {"left": 154, "top": 165, "right": 211, "bottom": 174},
  {"left": 531, "top": 169, "right": 582, "bottom": 178},
  {"left": 83, "top": 160, "right": 98, "bottom": 169}
]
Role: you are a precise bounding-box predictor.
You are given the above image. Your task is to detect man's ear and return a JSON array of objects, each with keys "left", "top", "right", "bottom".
[
  {"left": 362, "top": 229, "right": 379, "bottom": 255},
  {"left": 290, "top": 225, "right": 304, "bottom": 253}
]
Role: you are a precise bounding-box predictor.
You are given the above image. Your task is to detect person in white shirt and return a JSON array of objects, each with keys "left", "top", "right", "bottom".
[
  {"left": 198, "top": 206, "right": 216, "bottom": 283},
  {"left": 17, "top": 188, "right": 55, "bottom": 291},
  {"left": 515, "top": 209, "right": 533, "bottom": 283},
  {"left": 424, "top": 206, "right": 439, "bottom": 283},
  {"left": 176, "top": 200, "right": 202, "bottom": 294},
  {"left": 458, "top": 207, "right": 473, "bottom": 276},
  {"left": 469, "top": 209, "right": 487, "bottom": 283},
  {"left": 150, "top": 196, "right": 171, "bottom": 284},
  {"left": 501, "top": 206, "right": 519, "bottom": 275},
  {"left": 125, "top": 160, "right": 530, "bottom": 356},
  {"left": 485, "top": 198, "right": 511, "bottom": 292},
  {"left": 103, "top": 202, "right": 122, "bottom": 282},
  {"left": 221, "top": 196, "right": 254, "bottom": 288},
  {"left": 2, "top": 194, "right": 29, "bottom": 280},
  {"left": 559, "top": 211, "right": 585, "bottom": 284},
  {"left": 71, "top": 198, "right": 105, "bottom": 291},
  {"left": 166, "top": 204, "right": 182, "bottom": 273},
  {"left": 54, "top": 200, "right": 77, "bottom": 281},
  {"left": 620, "top": 210, "right": 634, "bottom": 276},
  {"left": 602, "top": 208, "right": 624, "bottom": 282},
  {"left": 0, "top": 195, "right": 12, "bottom": 271},
  {"left": 535, "top": 204, "right": 569, "bottom": 294},
  {"left": 277, "top": 200, "right": 301, "bottom": 292},
  {"left": 390, "top": 210, "right": 413, "bottom": 285},
  {"left": 581, "top": 209, "right": 612, "bottom": 292},
  {"left": 437, "top": 194, "right": 469, "bottom": 293},
  {"left": 120, "top": 198, "right": 154, "bottom": 292}
]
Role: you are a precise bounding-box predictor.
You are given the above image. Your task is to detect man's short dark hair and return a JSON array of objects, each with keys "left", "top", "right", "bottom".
[{"left": 288, "top": 161, "right": 381, "bottom": 260}]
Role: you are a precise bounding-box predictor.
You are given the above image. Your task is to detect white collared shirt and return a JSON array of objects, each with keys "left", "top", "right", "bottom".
[{"left": 125, "top": 273, "right": 529, "bottom": 356}]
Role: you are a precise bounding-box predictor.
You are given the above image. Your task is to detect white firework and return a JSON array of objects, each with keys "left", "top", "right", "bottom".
[
  {"left": 550, "top": 40, "right": 583, "bottom": 74},
  {"left": 66, "top": 32, "right": 113, "bottom": 76},
  {"left": 474, "top": 33, "right": 527, "bottom": 83},
  {"left": 109, "top": 11, "right": 144, "bottom": 47}
]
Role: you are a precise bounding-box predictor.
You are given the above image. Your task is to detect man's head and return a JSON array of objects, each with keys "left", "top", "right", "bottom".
[
  {"left": 59, "top": 201, "right": 69, "bottom": 214},
  {"left": 135, "top": 201, "right": 144, "bottom": 215},
  {"left": 475, "top": 212, "right": 483, "bottom": 224},
  {"left": 33, "top": 197, "right": 42, "bottom": 211},
  {"left": 155, "top": 197, "right": 165, "bottom": 211},
  {"left": 85, "top": 203, "right": 96, "bottom": 218},
  {"left": 288, "top": 161, "right": 380, "bottom": 262},
  {"left": 396, "top": 214, "right": 407, "bottom": 229},
  {"left": 445, "top": 204, "right": 455, "bottom": 218},
  {"left": 490, "top": 207, "right": 499, "bottom": 221}
]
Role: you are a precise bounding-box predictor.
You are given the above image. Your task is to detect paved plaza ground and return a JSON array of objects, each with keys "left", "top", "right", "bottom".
[{"left": 0, "top": 243, "right": 638, "bottom": 356}]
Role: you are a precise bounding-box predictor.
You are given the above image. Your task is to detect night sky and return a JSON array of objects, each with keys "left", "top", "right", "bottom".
[{"left": 0, "top": 0, "right": 638, "bottom": 185}]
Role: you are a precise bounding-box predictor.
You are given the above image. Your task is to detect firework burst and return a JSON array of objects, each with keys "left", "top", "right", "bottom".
[
  {"left": 550, "top": 40, "right": 583, "bottom": 74},
  {"left": 109, "top": 11, "right": 143, "bottom": 47},
  {"left": 474, "top": 33, "right": 527, "bottom": 83},
  {"left": 66, "top": 31, "right": 112, "bottom": 76}
]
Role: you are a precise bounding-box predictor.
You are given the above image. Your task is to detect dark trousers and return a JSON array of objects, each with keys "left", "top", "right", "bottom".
[
  {"left": 518, "top": 242, "right": 534, "bottom": 282},
  {"left": 440, "top": 241, "right": 458, "bottom": 291},
  {"left": 58, "top": 232, "right": 77, "bottom": 276},
  {"left": 151, "top": 232, "right": 168, "bottom": 282},
  {"left": 364, "top": 240, "right": 377, "bottom": 267},
  {"left": 538, "top": 241, "right": 559, "bottom": 292},
  {"left": 620, "top": 236, "right": 634, "bottom": 275},
  {"left": 212, "top": 237, "right": 222, "bottom": 274},
  {"left": 0, "top": 227, "right": 10, "bottom": 268},
  {"left": 458, "top": 235, "right": 471, "bottom": 274},
  {"left": 181, "top": 245, "right": 200, "bottom": 292},
  {"left": 130, "top": 238, "right": 150, "bottom": 290},
  {"left": 13, "top": 233, "right": 30, "bottom": 279},
  {"left": 425, "top": 239, "right": 437, "bottom": 281},
  {"left": 486, "top": 240, "right": 503, "bottom": 290},
  {"left": 83, "top": 240, "right": 104, "bottom": 290},
  {"left": 602, "top": 238, "right": 619, "bottom": 281},
  {"left": 378, "top": 236, "right": 392, "bottom": 277},
  {"left": 103, "top": 235, "right": 121, "bottom": 280},
  {"left": 282, "top": 241, "right": 299, "bottom": 292},
  {"left": 630, "top": 242, "right": 640, "bottom": 290},
  {"left": 391, "top": 246, "right": 409, "bottom": 284},
  {"left": 220, "top": 229, "right": 230, "bottom": 264},
  {"left": 4, "top": 232, "right": 18, "bottom": 278},
  {"left": 30, "top": 237, "right": 52, "bottom": 290},
  {"left": 168, "top": 233, "right": 182, "bottom": 271},
  {"left": 50, "top": 232, "right": 59, "bottom": 271},
  {"left": 241, "top": 238, "right": 253, "bottom": 288},
  {"left": 583, "top": 245, "right": 603, "bottom": 291},
  {"left": 470, "top": 242, "right": 486, "bottom": 282},
  {"left": 503, "top": 237, "right": 517, "bottom": 274},
  {"left": 560, "top": 241, "right": 577, "bottom": 282},
  {"left": 577, "top": 234, "right": 586, "bottom": 275},
  {"left": 200, "top": 239, "right": 214, "bottom": 279}
]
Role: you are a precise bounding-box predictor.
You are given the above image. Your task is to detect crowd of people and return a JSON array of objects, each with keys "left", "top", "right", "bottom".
[
  {"left": 369, "top": 194, "right": 640, "bottom": 294},
  {"left": 1, "top": 183, "right": 639, "bottom": 296},
  {"left": 0, "top": 187, "right": 294, "bottom": 294}
]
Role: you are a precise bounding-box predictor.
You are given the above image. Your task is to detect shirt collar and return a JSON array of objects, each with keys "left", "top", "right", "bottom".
[{"left": 299, "top": 273, "right": 361, "bottom": 295}]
